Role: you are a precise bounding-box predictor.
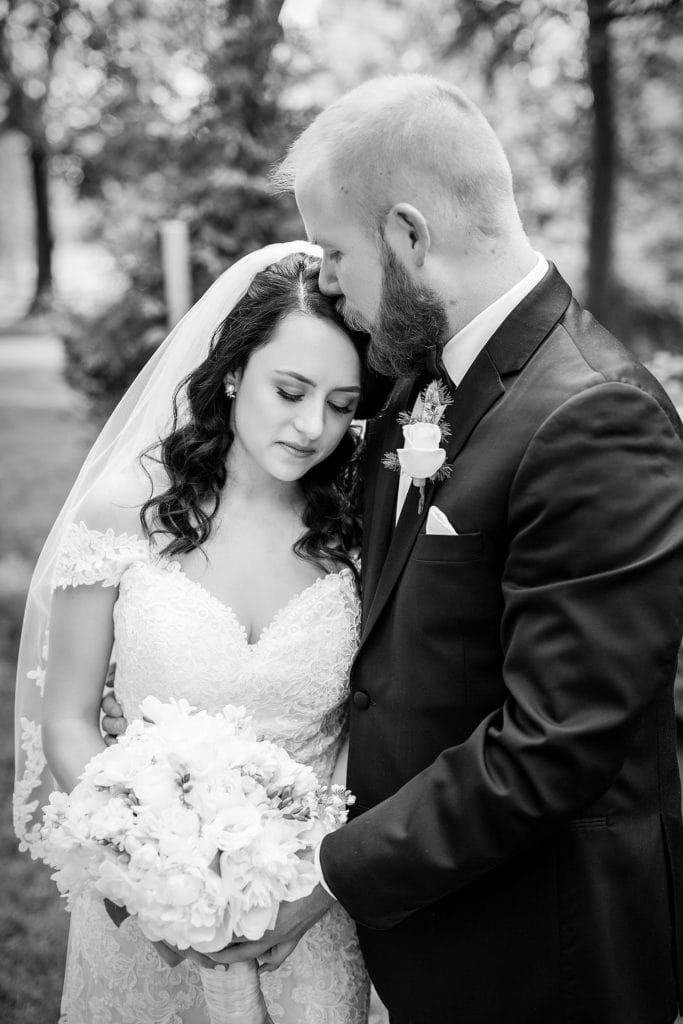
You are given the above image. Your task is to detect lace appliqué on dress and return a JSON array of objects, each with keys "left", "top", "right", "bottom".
[{"left": 52, "top": 521, "right": 151, "bottom": 590}]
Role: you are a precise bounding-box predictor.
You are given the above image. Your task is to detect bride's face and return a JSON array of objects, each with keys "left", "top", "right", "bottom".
[{"left": 227, "top": 310, "right": 362, "bottom": 485}]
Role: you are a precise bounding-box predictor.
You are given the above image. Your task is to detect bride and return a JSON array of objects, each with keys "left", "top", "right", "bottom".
[{"left": 14, "top": 242, "right": 371, "bottom": 1024}]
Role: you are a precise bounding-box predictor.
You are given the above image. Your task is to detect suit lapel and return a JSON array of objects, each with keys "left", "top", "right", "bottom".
[
  {"left": 359, "top": 352, "right": 504, "bottom": 646},
  {"left": 360, "top": 381, "right": 417, "bottom": 625},
  {"left": 442, "top": 348, "right": 505, "bottom": 465},
  {"left": 358, "top": 263, "right": 573, "bottom": 649},
  {"left": 485, "top": 263, "right": 572, "bottom": 376}
]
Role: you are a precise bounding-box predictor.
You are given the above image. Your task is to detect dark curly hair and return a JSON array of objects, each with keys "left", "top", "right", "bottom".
[{"left": 139, "top": 252, "right": 367, "bottom": 580}]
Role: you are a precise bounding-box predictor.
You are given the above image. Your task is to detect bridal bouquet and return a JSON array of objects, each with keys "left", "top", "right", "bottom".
[{"left": 36, "top": 697, "right": 353, "bottom": 1024}]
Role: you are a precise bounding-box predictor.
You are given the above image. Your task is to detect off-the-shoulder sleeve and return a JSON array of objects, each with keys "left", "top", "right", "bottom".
[{"left": 52, "top": 521, "right": 151, "bottom": 590}]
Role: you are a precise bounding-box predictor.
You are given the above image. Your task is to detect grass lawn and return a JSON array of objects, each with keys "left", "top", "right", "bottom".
[{"left": 0, "top": 390, "right": 92, "bottom": 1024}]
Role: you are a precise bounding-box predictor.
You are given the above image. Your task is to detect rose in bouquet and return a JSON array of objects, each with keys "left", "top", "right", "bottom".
[{"left": 34, "top": 697, "right": 353, "bottom": 1024}]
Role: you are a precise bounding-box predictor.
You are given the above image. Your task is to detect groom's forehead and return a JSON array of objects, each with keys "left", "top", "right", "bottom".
[
  {"left": 301, "top": 198, "right": 370, "bottom": 249},
  {"left": 297, "top": 170, "right": 360, "bottom": 223}
]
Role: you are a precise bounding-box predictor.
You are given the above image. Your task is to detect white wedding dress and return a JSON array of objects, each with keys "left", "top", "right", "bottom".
[{"left": 52, "top": 522, "right": 370, "bottom": 1024}]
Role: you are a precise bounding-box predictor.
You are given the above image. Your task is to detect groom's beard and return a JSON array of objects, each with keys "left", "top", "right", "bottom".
[
  {"left": 335, "top": 299, "right": 372, "bottom": 335},
  {"left": 366, "top": 241, "right": 450, "bottom": 380}
]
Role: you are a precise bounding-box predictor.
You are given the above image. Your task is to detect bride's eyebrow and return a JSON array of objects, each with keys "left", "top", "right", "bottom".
[
  {"left": 274, "top": 371, "right": 360, "bottom": 393},
  {"left": 274, "top": 370, "right": 314, "bottom": 386}
]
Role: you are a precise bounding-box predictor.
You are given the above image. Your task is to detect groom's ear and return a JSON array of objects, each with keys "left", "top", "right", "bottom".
[{"left": 384, "top": 203, "right": 431, "bottom": 268}]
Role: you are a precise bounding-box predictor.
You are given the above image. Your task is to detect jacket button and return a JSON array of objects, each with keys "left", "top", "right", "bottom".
[{"left": 352, "top": 690, "right": 371, "bottom": 710}]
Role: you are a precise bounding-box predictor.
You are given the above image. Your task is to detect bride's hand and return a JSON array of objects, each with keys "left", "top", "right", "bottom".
[
  {"left": 209, "top": 884, "right": 334, "bottom": 968},
  {"left": 152, "top": 940, "right": 219, "bottom": 971},
  {"left": 257, "top": 939, "right": 299, "bottom": 973},
  {"left": 152, "top": 940, "right": 186, "bottom": 969},
  {"left": 153, "top": 939, "right": 228, "bottom": 972}
]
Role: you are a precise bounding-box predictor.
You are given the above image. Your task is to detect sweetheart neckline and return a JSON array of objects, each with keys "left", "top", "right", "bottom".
[{"left": 141, "top": 558, "right": 354, "bottom": 648}]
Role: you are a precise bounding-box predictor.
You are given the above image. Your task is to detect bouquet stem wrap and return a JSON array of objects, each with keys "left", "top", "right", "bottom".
[{"left": 200, "top": 962, "right": 270, "bottom": 1024}]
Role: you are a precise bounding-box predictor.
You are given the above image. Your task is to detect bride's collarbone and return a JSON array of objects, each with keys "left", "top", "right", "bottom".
[{"left": 173, "top": 528, "right": 329, "bottom": 644}]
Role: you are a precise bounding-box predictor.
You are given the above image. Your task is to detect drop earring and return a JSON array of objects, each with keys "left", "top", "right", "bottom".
[{"left": 225, "top": 383, "right": 236, "bottom": 399}]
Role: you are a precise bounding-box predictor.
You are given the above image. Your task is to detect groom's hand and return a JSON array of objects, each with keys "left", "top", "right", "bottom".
[
  {"left": 209, "top": 884, "right": 335, "bottom": 970},
  {"left": 101, "top": 685, "right": 128, "bottom": 746}
]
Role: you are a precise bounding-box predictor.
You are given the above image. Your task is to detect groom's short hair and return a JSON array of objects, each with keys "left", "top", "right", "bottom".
[{"left": 274, "top": 74, "right": 521, "bottom": 241}]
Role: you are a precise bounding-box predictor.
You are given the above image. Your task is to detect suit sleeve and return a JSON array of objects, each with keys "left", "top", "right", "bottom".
[{"left": 320, "top": 381, "right": 683, "bottom": 928}]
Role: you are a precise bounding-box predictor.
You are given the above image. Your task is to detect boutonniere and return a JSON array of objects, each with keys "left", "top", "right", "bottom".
[{"left": 382, "top": 379, "right": 454, "bottom": 513}]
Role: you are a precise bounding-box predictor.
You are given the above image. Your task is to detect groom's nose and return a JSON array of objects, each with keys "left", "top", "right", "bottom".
[{"left": 319, "top": 255, "right": 342, "bottom": 296}]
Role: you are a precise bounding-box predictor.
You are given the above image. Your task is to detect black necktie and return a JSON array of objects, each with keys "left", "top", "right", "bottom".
[{"left": 425, "top": 344, "right": 454, "bottom": 391}]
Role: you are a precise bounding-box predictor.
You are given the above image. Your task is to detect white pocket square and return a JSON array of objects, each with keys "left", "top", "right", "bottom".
[{"left": 426, "top": 506, "right": 458, "bottom": 536}]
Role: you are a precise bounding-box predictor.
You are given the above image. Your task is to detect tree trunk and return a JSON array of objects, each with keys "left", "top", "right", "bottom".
[
  {"left": 585, "top": 0, "right": 616, "bottom": 326},
  {"left": 218, "top": 0, "right": 285, "bottom": 140},
  {"left": 28, "top": 137, "right": 53, "bottom": 314}
]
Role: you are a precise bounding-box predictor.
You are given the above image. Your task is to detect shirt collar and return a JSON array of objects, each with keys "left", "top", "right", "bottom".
[{"left": 442, "top": 253, "right": 549, "bottom": 386}]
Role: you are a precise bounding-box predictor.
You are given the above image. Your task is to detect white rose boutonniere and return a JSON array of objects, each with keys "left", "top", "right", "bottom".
[{"left": 382, "top": 379, "right": 454, "bottom": 513}]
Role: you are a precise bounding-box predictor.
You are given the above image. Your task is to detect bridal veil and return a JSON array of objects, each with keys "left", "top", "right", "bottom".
[{"left": 13, "top": 240, "right": 322, "bottom": 850}]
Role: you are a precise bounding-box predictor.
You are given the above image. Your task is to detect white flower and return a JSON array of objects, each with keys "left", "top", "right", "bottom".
[
  {"left": 211, "top": 804, "right": 263, "bottom": 853},
  {"left": 402, "top": 421, "right": 442, "bottom": 449},
  {"left": 89, "top": 797, "right": 136, "bottom": 844},
  {"left": 235, "top": 901, "right": 279, "bottom": 941},
  {"left": 382, "top": 380, "right": 453, "bottom": 509},
  {"left": 36, "top": 699, "right": 354, "bottom": 954},
  {"left": 129, "top": 763, "right": 181, "bottom": 809},
  {"left": 397, "top": 420, "right": 447, "bottom": 483}
]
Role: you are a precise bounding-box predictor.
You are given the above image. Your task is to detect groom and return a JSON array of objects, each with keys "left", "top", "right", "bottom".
[{"left": 106, "top": 76, "right": 683, "bottom": 1023}]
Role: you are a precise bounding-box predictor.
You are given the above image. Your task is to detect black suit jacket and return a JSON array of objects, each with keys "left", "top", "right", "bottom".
[{"left": 320, "top": 266, "right": 683, "bottom": 1024}]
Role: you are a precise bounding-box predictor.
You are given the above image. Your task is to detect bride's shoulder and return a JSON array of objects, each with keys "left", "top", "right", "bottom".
[{"left": 53, "top": 470, "right": 152, "bottom": 590}]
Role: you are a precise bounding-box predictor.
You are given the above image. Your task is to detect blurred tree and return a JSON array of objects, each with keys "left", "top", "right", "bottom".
[
  {"left": 0, "top": 0, "right": 73, "bottom": 312},
  {"left": 272, "top": 0, "right": 681, "bottom": 353},
  {"left": 60, "top": 0, "right": 307, "bottom": 416},
  {"left": 584, "top": 0, "right": 681, "bottom": 330},
  {"left": 585, "top": 0, "right": 616, "bottom": 325},
  {"left": 441, "top": 0, "right": 683, "bottom": 341},
  {"left": 22, "top": 0, "right": 681, "bottom": 409}
]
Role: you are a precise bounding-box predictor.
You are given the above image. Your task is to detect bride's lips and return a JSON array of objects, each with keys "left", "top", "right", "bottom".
[{"left": 277, "top": 442, "right": 317, "bottom": 458}]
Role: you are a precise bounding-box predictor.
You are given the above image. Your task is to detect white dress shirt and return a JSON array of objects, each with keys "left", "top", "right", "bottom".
[{"left": 316, "top": 252, "right": 549, "bottom": 897}]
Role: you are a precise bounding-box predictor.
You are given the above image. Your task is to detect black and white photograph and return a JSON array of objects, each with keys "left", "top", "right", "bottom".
[{"left": 1, "top": 2, "right": 683, "bottom": 1022}]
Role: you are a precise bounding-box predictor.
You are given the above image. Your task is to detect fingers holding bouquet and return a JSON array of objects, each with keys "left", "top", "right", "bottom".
[
  {"left": 256, "top": 940, "right": 299, "bottom": 974},
  {"left": 101, "top": 686, "right": 127, "bottom": 746},
  {"left": 209, "top": 884, "right": 335, "bottom": 969},
  {"left": 153, "top": 940, "right": 225, "bottom": 972}
]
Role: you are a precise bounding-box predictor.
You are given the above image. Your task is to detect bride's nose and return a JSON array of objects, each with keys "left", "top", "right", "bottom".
[{"left": 293, "top": 400, "right": 325, "bottom": 441}]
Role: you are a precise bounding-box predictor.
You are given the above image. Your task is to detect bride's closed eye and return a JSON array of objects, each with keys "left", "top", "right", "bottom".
[
  {"left": 329, "top": 401, "right": 356, "bottom": 415},
  {"left": 276, "top": 389, "right": 355, "bottom": 416},
  {"left": 277, "top": 388, "right": 304, "bottom": 403}
]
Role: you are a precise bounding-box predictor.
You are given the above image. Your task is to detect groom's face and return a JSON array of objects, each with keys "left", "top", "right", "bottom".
[
  {"left": 297, "top": 173, "right": 449, "bottom": 379},
  {"left": 296, "top": 174, "right": 384, "bottom": 332}
]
